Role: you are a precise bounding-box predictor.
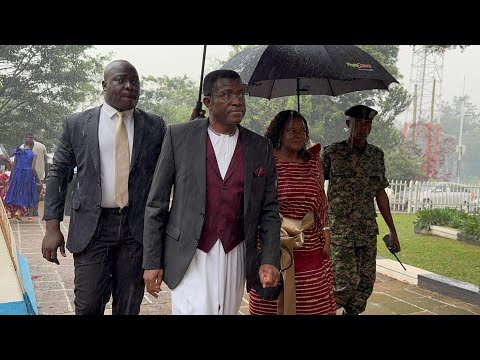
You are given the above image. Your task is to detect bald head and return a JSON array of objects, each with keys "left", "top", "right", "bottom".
[
  {"left": 102, "top": 60, "right": 140, "bottom": 111},
  {"left": 104, "top": 60, "right": 134, "bottom": 79}
]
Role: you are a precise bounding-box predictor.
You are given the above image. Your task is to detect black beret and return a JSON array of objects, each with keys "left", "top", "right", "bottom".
[{"left": 345, "top": 105, "right": 378, "bottom": 120}]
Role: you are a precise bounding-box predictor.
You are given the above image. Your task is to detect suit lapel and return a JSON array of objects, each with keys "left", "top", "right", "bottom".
[
  {"left": 192, "top": 118, "right": 208, "bottom": 201},
  {"left": 130, "top": 109, "right": 145, "bottom": 170},
  {"left": 87, "top": 107, "right": 101, "bottom": 173},
  {"left": 241, "top": 127, "right": 255, "bottom": 215}
]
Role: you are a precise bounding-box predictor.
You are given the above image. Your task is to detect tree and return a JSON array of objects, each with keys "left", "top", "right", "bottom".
[
  {"left": 439, "top": 96, "right": 480, "bottom": 182},
  {"left": 423, "top": 45, "right": 470, "bottom": 53},
  {"left": 139, "top": 75, "right": 198, "bottom": 125},
  {"left": 0, "top": 45, "right": 107, "bottom": 153},
  {"left": 384, "top": 140, "right": 425, "bottom": 181}
]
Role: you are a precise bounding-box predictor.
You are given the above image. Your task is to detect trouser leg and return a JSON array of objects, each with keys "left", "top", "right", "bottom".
[
  {"left": 331, "top": 244, "right": 358, "bottom": 311},
  {"left": 111, "top": 216, "right": 144, "bottom": 315},
  {"left": 73, "top": 236, "right": 113, "bottom": 315},
  {"left": 343, "top": 243, "right": 377, "bottom": 315},
  {"left": 73, "top": 210, "right": 121, "bottom": 314}
]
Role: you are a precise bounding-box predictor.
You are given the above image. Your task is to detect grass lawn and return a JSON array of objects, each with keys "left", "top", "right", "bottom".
[{"left": 376, "top": 213, "right": 480, "bottom": 286}]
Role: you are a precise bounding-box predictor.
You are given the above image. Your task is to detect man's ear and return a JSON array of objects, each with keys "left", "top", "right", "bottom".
[
  {"left": 345, "top": 119, "right": 350, "bottom": 128},
  {"left": 203, "top": 96, "right": 211, "bottom": 109}
]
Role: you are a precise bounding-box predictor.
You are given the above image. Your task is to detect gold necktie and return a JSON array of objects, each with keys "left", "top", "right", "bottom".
[{"left": 114, "top": 112, "right": 130, "bottom": 208}]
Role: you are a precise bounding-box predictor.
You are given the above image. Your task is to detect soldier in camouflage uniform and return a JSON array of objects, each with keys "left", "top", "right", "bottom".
[{"left": 321, "top": 105, "right": 400, "bottom": 315}]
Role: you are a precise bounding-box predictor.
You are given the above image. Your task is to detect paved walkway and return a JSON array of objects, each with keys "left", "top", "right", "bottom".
[{"left": 11, "top": 201, "right": 480, "bottom": 315}]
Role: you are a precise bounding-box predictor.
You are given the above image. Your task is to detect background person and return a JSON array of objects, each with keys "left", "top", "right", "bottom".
[
  {"left": 321, "top": 104, "right": 400, "bottom": 315},
  {"left": 5, "top": 139, "right": 41, "bottom": 222},
  {"left": 20, "top": 132, "right": 47, "bottom": 216}
]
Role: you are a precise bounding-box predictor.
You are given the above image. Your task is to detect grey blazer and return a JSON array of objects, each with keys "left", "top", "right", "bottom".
[
  {"left": 143, "top": 118, "right": 280, "bottom": 292},
  {"left": 43, "top": 105, "right": 166, "bottom": 253}
]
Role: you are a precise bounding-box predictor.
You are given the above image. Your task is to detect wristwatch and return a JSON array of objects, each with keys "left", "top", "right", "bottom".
[{"left": 322, "top": 226, "right": 330, "bottom": 231}]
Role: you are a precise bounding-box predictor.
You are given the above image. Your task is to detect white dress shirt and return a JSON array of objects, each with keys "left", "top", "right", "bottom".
[{"left": 98, "top": 102, "right": 134, "bottom": 208}]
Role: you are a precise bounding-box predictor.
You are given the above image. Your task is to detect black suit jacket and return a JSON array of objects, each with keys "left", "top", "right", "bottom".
[
  {"left": 43, "top": 105, "right": 166, "bottom": 253},
  {"left": 143, "top": 118, "right": 280, "bottom": 291}
]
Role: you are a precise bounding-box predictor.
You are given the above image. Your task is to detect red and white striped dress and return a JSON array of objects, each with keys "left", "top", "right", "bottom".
[{"left": 249, "top": 144, "right": 336, "bottom": 315}]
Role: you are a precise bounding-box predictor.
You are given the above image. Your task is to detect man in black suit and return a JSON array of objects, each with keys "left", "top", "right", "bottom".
[
  {"left": 143, "top": 69, "right": 280, "bottom": 315},
  {"left": 41, "top": 60, "right": 166, "bottom": 315}
]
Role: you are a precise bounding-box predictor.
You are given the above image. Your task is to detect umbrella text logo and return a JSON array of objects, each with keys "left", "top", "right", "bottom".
[{"left": 346, "top": 62, "right": 374, "bottom": 71}]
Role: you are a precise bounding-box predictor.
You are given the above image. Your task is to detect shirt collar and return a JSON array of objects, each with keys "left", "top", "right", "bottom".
[{"left": 102, "top": 101, "right": 134, "bottom": 121}]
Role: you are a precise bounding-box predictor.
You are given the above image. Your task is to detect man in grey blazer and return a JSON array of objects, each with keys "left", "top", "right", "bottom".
[
  {"left": 143, "top": 69, "right": 281, "bottom": 315},
  {"left": 41, "top": 60, "right": 166, "bottom": 315}
]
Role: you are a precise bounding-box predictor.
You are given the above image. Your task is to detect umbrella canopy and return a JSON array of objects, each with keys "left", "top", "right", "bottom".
[{"left": 221, "top": 45, "right": 399, "bottom": 111}]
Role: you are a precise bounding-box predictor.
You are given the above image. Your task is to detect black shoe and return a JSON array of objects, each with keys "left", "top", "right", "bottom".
[{"left": 342, "top": 309, "right": 358, "bottom": 315}]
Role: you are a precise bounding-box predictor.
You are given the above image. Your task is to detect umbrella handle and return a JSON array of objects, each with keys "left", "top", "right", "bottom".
[
  {"left": 196, "top": 45, "right": 207, "bottom": 115},
  {"left": 296, "top": 78, "right": 300, "bottom": 113}
]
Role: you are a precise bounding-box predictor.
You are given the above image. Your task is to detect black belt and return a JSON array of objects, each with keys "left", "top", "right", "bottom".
[{"left": 101, "top": 207, "right": 129, "bottom": 214}]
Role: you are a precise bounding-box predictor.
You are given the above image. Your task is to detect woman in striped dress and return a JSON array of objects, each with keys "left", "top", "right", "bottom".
[{"left": 249, "top": 110, "right": 336, "bottom": 315}]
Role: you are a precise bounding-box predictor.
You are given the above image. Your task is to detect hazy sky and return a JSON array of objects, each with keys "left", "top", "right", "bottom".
[{"left": 91, "top": 45, "right": 480, "bottom": 110}]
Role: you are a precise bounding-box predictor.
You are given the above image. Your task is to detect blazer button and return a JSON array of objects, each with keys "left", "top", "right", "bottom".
[
  {"left": 222, "top": 186, "right": 227, "bottom": 190},
  {"left": 96, "top": 204, "right": 100, "bottom": 208}
]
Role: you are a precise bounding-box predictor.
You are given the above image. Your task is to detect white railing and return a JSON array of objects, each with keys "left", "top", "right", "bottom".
[
  {"left": 325, "top": 180, "right": 480, "bottom": 213},
  {"left": 385, "top": 180, "right": 480, "bottom": 213}
]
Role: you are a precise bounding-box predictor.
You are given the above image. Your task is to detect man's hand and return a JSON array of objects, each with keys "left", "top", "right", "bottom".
[
  {"left": 258, "top": 264, "right": 280, "bottom": 288},
  {"left": 143, "top": 269, "right": 164, "bottom": 298},
  {"left": 388, "top": 232, "right": 401, "bottom": 252},
  {"left": 41, "top": 220, "right": 66, "bottom": 265}
]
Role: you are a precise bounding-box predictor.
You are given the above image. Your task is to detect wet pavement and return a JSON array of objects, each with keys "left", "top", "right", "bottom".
[{"left": 11, "top": 201, "right": 480, "bottom": 315}]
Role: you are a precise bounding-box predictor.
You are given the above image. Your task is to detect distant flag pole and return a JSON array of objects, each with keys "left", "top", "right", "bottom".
[{"left": 195, "top": 45, "right": 207, "bottom": 116}]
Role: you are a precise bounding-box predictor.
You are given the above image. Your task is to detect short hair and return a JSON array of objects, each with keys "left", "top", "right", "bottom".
[
  {"left": 265, "top": 110, "right": 311, "bottom": 160},
  {"left": 202, "top": 69, "right": 241, "bottom": 96}
]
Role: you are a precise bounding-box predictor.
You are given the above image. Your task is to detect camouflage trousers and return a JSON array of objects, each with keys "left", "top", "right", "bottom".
[{"left": 331, "top": 239, "right": 377, "bottom": 315}]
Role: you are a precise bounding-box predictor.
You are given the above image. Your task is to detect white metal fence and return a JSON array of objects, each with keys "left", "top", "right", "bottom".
[
  {"left": 386, "top": 180, "right": 480, "bottom": 213},
  {"left": 324, "top": 180, "right": 480, "bottom": 213}
]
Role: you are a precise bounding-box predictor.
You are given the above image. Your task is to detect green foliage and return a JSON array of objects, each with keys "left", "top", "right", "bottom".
[
  {"left": 462, "top": 215, "right": 480, "bottom": 239},
  {"left": 414, "top": 208, "right": 480, "bottom": 240},
  {"left": 384, "top": 139, "right": 425, "bottom": 180},
  {"left": 139, "top": 75, "right": 198, "bottom": 125},
  {"left": 423, "top": 45, "right": 470, "bottom": 53},
  {"left": 0, "top": 45, "right": 107, "bottom": 153}
]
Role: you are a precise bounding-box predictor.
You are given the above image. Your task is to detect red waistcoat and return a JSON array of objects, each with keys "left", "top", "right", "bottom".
[{"left": 197, "top": 134, "right": 244, "bottom": 253}]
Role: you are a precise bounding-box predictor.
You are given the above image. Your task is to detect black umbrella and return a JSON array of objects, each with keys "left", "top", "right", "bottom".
[{"left": 221, "top": 45, "right": 399, "bottom": 112}]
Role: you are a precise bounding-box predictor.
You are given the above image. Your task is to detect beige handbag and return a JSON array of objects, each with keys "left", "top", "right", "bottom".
[{"left": 278, "top": 211, "right": 315, "bottom": 315}]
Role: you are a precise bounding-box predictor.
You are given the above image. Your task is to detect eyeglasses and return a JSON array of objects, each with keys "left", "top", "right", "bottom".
[
  {"left": 285, "top": 129, "right": 307, "bottom": 137},
  {"left": 211, "top": 91, "right": 249, "bottom": 102}
]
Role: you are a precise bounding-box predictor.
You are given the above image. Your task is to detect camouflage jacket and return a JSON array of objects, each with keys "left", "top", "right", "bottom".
[{"left": 321, "top": 139, "right": 389, "bottom": 246}]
